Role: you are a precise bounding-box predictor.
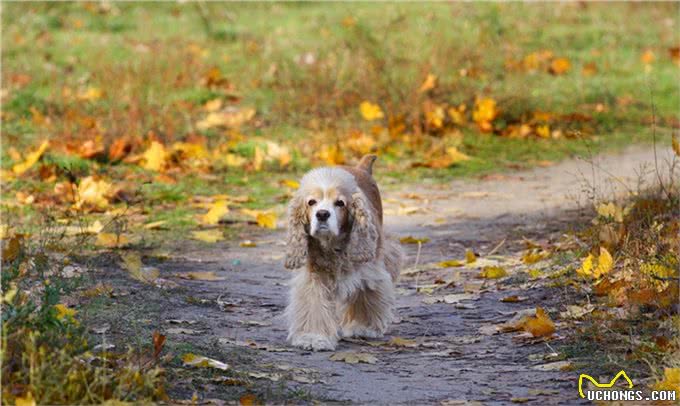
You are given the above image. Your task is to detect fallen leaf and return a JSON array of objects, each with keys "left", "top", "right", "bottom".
[
  {"left": 197, "top": 107, "right": 256, "bottom": 129},
  {"left": 523, "top": 307, "right": 555, "bottom": 337},
  {"left": 191, "top": 229, "right": 224, "bottom": 243},
  {"left": 641, "top": 49, "right": 655, "bottom": 64},
  {"left": 240, "top": 240, "right": 257, "bottom": 247},
  {"left": 329, "top": 351, "right": 377, "bottom": 364},
  {"left": 549, "top": 57, "right": 571, "bottom": 75},
  {"left": 479, "top": 266, "right": 507, "bottom": 279},
  {"left": 359, "top": 101, "right": 384, "bottom": 121},
  {"left": 54, "top": 303, "right": 77, "bottom": 320},
  {"left": 419, "top": 73, "right": 437, "bottom": 93},
  {"left": 465, "top": 249, "right": 477, "bottom": 264},
  {"left": 560, "top": 304, "right": 595, "bottom": 319},
  {"left": 2, "top": 236, "right": 21, "bottom": 262},
  {"left": 388, "top": 337, "right": 418, "bottom": 348},
  {"left": 501, "top": 295, "right": 528, "bottom": 303},
  {"left": 12, "top": 140, "right": 49, "bottom": 175},
  {"left": 182, "top": 353, "right": 229, "bottom": 370},
  {"left": 472, "top": 97, "right": 498, "bottom": 131},
  {"left": 438, "top": 259, "right": 464, "bottom": 268},
  {"left": 654, "top": 368, "right": 680, "bottom": 394},
  {"left": 280, "top": 179, "right": 300, "bottom": 189},
  {"left": 120, "top": 252, "right": 159, "bottom": 282},
  {"left": 180, "top": 271, "right": 225, "bottom": 281},
  {"left": 143, "top": 220, "right": 168, "bottom": 230},
  {"left": 75, "top": 176, "right": 112, "bottom": 209},
  {"left": 201, "top": 200, "right": 229, "bottom": 225},
  {"left": 532, "top": 361, "right": 571, "bottom": 371},
  {"left": 153, "top": 331, "right": 166, "bottom": 358},
  {"left": 239, "top": 393, "right": 258, "bottom": 405},
  {"left": 15, "top": 392, "right": 36, "bottom": 406},
  {"left": 141, "top": 141, "right": 167, "bottom": 172},
  {"left": 400, "top": 236, "right": 430, "bottom": 244},
  {"left": 95, "top": 233, "right": 131, "bottom": 248}
]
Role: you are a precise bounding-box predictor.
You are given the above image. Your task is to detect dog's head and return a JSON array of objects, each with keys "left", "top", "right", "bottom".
[{"left": 284, "top": 166, "right": 380, "bottom": 269}]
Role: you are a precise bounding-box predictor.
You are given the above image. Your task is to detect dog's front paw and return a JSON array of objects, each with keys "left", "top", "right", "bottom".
[
  {"left": 291, "top": 333, "right": 336, "bottom": 351},
  {"left": 340, "top": 325, "right": 384, "bottom": 339}
]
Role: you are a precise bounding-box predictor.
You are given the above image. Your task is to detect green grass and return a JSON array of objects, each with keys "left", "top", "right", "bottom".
[{"left": 2, "top": 2, "right": 679, "bottom": 238}]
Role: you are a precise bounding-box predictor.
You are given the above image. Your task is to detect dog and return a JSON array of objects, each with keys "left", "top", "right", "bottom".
[{"left": 284, "top": 154, "right": 404, "bottom": 351}]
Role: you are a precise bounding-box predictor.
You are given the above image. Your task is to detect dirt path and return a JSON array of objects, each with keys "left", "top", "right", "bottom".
[{"left": 85, "top": 146, "right": 673, "bottom": 404}]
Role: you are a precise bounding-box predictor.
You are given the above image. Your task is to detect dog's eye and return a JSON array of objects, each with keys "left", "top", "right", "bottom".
[
  {"left": 335, "top": 200, "right": 345, "bottom": 207},
  {"left": 308, "top": 199, "right": 317, "bottom": 206}
]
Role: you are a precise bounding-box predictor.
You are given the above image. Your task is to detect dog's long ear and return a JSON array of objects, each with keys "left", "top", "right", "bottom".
[
  {"left": 347, "top": 191, "right": 379, "bottom": 262},
  {"left": 284, "top": 194, "right": 308, "bottom": 269}
]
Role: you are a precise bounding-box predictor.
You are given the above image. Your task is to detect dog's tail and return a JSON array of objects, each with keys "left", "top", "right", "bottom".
[
  {"left": 383, "top": 235, "right": 404, "bottom": 283},
  {"left": 356, "top": 154, "right": 377, "bottom": 175}
]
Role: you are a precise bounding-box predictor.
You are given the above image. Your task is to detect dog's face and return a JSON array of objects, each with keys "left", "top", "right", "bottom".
[
  {"left": 304, "top": 186, "right": 350, "bottom": 239},
  {"left": 284, "top": 167, "right": 380, "bottom": 269}
]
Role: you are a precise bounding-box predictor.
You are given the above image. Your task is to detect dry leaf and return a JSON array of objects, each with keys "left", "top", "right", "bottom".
[
  {"left": 141, "top": 141, "right": 167, "bottom": 172},
  {"left": 120, "top": 252, "right": 159, "bottom": 283},
  {"left": 479, "top": 266, "right": 507, "bottom": 279},
  {"left": 12, "top": 140, "right": 49, "bottom": 175},
  {"left": 191, "top": 229, "right": 224, "bottom": 243},
  {"left": 201, "top": 200, "right": 229, "bottom": 225},
  {"left": 182, "top": 353, "right": 229, "bottom": 370},
  {"left": 400, "top": 236, "right": 430, "bottom": 244},
  {"left": 15, "top": 392, "right": 36, "bottom": 406},
  {"left": 389, "top": 337, "right": 418, "bottom": 348},
  {"left": 329, "top": 351, "right": 377, "bottom": 364},
  {"left": 523, "top": 307, "right": 555, "bottom": 337},
  {"left": 359, "top": 101, "right": 384, "bottom": 121},
  {"left": 465, "top": 249, "right": 477, "bottom": 264},
  {"left": 240, "top": 240, "right": 257, "bottom": 247},
  {"left": 75, "top": 176, "right": 112, "bottom": 209},
  {"left": 438, "top": 259, "right": 464, "bottom": 268},
  {"left": 96, "top": 233, "right": 131, "bottom": 248},
  {"left": 549, "top": 57, "right": 571, "bottom": 75},
  {"left": 419, "top": 73, "right": 437, "bottom": 93},
  {"left": 180, "top": 271, "right": 225, "bottom": 281}
]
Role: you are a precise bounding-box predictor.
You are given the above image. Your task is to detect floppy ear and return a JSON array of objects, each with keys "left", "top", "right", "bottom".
[
  {"left": 284, "top": 194, "right": 309, "bottom": 269},
  {"left": 347, "top": 191, "right": 379, "bottom": 262}
]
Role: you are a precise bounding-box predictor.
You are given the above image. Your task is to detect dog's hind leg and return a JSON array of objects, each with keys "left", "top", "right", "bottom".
[{"left": 338, "top": 266, "right": 395, "bottom": 338}]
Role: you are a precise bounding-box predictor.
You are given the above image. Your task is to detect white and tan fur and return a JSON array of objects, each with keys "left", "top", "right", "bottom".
[{"left": 284, "top": 155, "right": 403, "bottom": 351}]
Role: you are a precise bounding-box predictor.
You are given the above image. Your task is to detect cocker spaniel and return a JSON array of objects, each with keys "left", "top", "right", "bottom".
[{"left": 284, "top": 154, "right": 404, "bottom": 351}]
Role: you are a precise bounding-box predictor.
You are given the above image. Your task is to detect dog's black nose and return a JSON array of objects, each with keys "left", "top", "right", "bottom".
[{"left": 316, "top": 210, "right": 330, "bottom": 222}]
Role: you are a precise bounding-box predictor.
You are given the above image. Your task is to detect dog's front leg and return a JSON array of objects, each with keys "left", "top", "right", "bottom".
[{"left": 286, "top": 270, "right": 338, "bottom": 351}]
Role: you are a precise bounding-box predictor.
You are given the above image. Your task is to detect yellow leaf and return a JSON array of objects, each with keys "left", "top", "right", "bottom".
[
  {"left": 201, "top": 200, "right": 229, "bottom": 225},
  {"left": 445, "top": 147, "right": 471, "bottom": 163},
  {"left": 171, "top": 142, "right": 208, "bottom": 160},
  {"left": 447, "top": 104, "right": 467, "bottom": 125},
  {"left": 3, "top": 286, "right": 17, "bottom": 304},
  {"left": 425, "top": 105, "right": 446, "bottom": 129},
  {"left": 479, "top": 266, "right": 508, "bottom": 279},
  {"left": 654, "top": 368, "right": 680, "bottom": 394},
  {"left": 522, "top": 250, "right": 548, "bottom": 264},
  {"left": 15, "top": 392, "right": 36, "bottom": 406},
  {"left": 399, "top": 236, "right": 430, "bottom": 244},
  {"left": 465, "top": 249, "right": 477, "bottom": 264},
  {"left": 143, "top": 220, "right": 168, "bottom": 230},
  {"left": 141, "top": 141, "right": 167, "bottom": 172},
  {"left": 265, "top": 141, "right": 292, "bottom": 167},
  {"left": 549, "top": 57, "right": 571, "bottom": 75},
  {"left": 54, "top": 303, "right": 77, "bottom": 320},
  {"left": 535, "top": 125, "right": 550, "bottom": 138},
  {"left": 597, "top": 202, "right": 625, "bottom": 222},
  {"left": 389, "top": 337, "right": 418, "bottom": 348},
  {"left": 329, "top": 351, "right": 377, "bottom": 364},
  {"left": 641, "top": 49, "right": 655, "bottom": 65},
  {"left": 204, "top": 98, "right": 223, "bottom": 112},
  {"left": 96, "top": 233, "right": 130, "bottom": 248},
  {"left": 419, "top": 73, "right": 437, "bottom": 93},
  {"left": 256, "top": 212, "right": 277, "bottom": 229},
  {"left": 673, "top": 135, "right": 680, "bottom": 156},
  {"left": 438, "top": 259, "right": 464, "bottom": 268},
  {"left": 180, "top": 271, "right": 225, "bottom": 281},
  {"left": 595, "top": 247, "right": 613, "bottom": 277},
  {"left": 317, "top": 144, "right": 345, "bottom": 165},
  {"left": 77, "top": 86, "right": 103, "bottom": 101},
  {"left": 253, "top": 146, "right": 265, "bottom": 171},
  {"left": 12, "top": 140, "right": 49, "bottom": 175},
  {"left": 196, "top": 107, "right": 255, "bottom": 129},
  {"left": 75, "top": 176, "right": 112, "bottom": 209},
  {"left": 523, "top": 307, "right": 555, "bottom": 337},
  {"left": 359, "top": 101, "right": 384, "bottom": 121},
  {"left": 191, "top": 229, "right": 224, "bottom": 243},
  {"left": 182, "top": 353, "right": 229, "bottom": 370},
  {"left": 120, "top": 252, "right": 159, "bottom": 283},
  {"left": 346, "top": 132, "right": 376, "bottom": 155},
  {"left": 280, "top": 179, "right": 300, "bottom": 189},
  {"left": 240, "top": 240, "right": 257, "bottom": 247},
  {"left": 222, "top": 153, "right": 247, "bottom": 168},
  {"left": 527, "top": 268, "right": 542, "bottom": 279},
  {"left": 472, "top": 98, "right": 498, "bottom": 129},
  {"left": 576, "top": 254, "right": 594, "bottom": 278}
]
